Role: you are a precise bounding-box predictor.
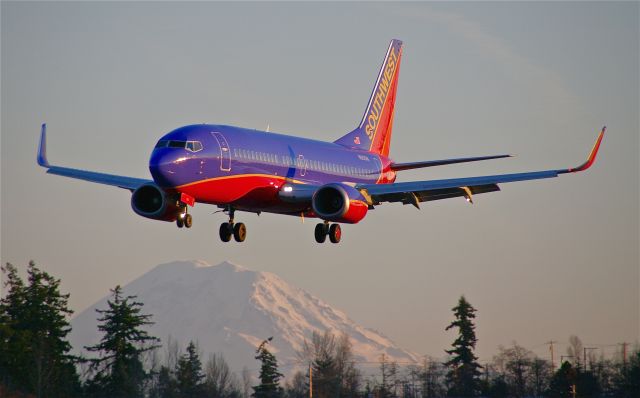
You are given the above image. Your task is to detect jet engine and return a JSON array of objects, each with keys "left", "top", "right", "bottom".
[
  {"left": 131, "top": 183, "right": 180, "bottom": 221},
  {"left": 311, "top": 183, "right": 369, "bottom": 224}
]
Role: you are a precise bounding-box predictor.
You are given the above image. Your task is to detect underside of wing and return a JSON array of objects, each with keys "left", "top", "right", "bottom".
[{"left": 367, "top": 183, "right": 501, "bottom": 207}]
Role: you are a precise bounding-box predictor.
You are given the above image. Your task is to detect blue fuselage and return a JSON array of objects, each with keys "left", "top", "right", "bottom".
[{"left": 148, "top": 125, "right": 396, "bottom": 213}]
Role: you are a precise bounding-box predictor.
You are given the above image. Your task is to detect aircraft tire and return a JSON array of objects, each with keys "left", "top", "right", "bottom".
[
  {"left": 314, "top": 223, "right": 327, "bottom": 243},
  {"left": 184, "top": 214, "right": 193, "bottom": 228},
  {"left": 329, "top": 224, "right": 341, "bottom": 244},
  {"left": 233, "top": 222, "right": 247, "bottom": 242},
  {"left": 176, "top": 217, "right": 184, "bottom": 228},
  {"left": 219, "top": 223, "right": 233, "bottom": 242}
]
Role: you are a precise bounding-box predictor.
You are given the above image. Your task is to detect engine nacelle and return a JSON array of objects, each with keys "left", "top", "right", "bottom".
[
  {"left": 311, "top": 183, "right": 369, "bottom": 224},
  {"left": 131, "top": 183, "right": 180, "bottom": 222}
]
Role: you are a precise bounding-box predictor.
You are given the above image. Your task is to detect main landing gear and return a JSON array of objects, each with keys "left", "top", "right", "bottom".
[
  {"left": 219, "top": 207, "right": 246, "bottom": 243},
  {"left": 314, "top": 221, "right": 341, "bottom": 244}
]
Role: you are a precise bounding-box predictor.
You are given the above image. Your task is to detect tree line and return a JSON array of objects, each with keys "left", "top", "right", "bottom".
[{"left": 1, "top": 262, "right": 638, "bottom": 398}]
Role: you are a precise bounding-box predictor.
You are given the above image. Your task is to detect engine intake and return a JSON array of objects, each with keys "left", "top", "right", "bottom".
[
  {"left": 131, "top": 183, "right": 180, "bottom": 221},
  {"left": 312, "top": 183, "right": 368, "bottom": 224}
]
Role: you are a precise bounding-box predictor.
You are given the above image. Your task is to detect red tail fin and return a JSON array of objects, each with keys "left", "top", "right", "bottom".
[{"left": 334, "top": 39, "right": 403, "bottom": 157}]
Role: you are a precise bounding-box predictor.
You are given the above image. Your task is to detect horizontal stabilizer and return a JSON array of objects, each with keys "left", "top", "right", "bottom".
[{"left": 390, "top": 154, "right": 511, "bottom": 171}]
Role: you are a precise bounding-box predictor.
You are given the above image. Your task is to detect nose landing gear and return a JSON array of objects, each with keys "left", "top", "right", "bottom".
[
  {"left": 175, "top": 193, "right": 195, "bottom": 229},
  {"left": 176, "top": 208, "right": 193, "bottom": 229},
  {"left": 218, "top": 207, "right": 246, "bottom": 242},
  {"left": 314, "top": 221, "right": 341, "bottom": 244}
]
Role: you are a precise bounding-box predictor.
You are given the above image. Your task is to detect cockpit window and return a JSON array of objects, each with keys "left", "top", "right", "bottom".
[
  {"left": 186, "top": 141, "right": 203, "bottom": 152},
  {"left": 156, "top": 140, "right": 203, "bottom": 152}
]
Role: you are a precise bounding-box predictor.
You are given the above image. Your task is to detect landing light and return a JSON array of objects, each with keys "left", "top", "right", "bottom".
[{"left": 283, "top": 186, "right": 293, "bottom": 192}]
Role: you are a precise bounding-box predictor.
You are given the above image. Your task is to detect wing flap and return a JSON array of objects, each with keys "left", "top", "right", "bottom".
[
  {"left": 361, "top": 169, "right": 561, "bottom": 200},
  {"left": 367, "top": 184, "right": 500, "bottom": 205}
]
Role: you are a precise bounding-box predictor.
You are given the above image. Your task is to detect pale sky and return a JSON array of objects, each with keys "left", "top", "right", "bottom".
[{"left": 2, "top": 2, "right": 638, "bottom": 363}]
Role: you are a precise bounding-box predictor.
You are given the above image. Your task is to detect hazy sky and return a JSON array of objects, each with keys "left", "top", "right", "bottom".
[{"left": 2, "top": 2, "right": 638, "bottom": 362}]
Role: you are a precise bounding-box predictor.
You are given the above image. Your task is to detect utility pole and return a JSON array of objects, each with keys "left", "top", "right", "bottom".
[
  {"left": 620, "top": 342, "right": 628, "bottom": 367},
  {"left": 309, "top": 363, "right": 313, "bottom": 398},
  {"left": 547, "top": 340, "right": 557, "bottom": 370},
  {"left": 584, "top": 347, "right": 597, "bottom": 371}
]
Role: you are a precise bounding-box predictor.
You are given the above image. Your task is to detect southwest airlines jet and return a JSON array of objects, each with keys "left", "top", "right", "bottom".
[{"left": 37, "top": 39, "right": 604, "bottom": 244}]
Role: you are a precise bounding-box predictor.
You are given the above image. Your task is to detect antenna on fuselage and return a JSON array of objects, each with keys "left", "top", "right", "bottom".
[{"left": 266, "top": 124, "right": 270, "bottom": 132}]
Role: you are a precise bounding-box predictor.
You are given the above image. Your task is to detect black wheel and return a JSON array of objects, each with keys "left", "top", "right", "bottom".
[
  {"left": 176, "top": 216, "right": 184, "bottom": 228},
  {"left": 184, "top": 214, "right": 193, "bottom": 228},
  {"left": 329, "top": 224, "right": 341, "bottom": 244},
  {"left": 314, "top": 223, "right": 327, "bottom": 243},
  {"left": 219, "top": 222, "right": 233, "bottom": 242},
  {"left": 233, "top": 222, "right": 247, "bottom": 242}
]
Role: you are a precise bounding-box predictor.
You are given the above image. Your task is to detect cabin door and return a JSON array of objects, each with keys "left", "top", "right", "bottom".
[
  {"left": 297, "top": 154, "right": 307, "bottom": 177},
  {"left": 211, "top": 132, "right": 231, "bottom": 172}
]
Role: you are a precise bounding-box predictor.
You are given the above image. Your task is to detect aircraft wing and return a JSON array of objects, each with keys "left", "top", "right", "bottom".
[
  {"left": 357, "top": 127, "right": 605, "bottom": 208},
  {"left": 37, "top": 124, "right": 152, "bottom": 191}
]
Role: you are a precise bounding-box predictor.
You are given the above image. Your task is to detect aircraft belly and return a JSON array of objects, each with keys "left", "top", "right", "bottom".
[{"left": 178, "top": 174, "right": 310, "bottom": 215}]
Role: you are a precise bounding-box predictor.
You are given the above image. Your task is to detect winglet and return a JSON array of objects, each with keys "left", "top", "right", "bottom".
[
  {"left": 563, "top": 126, "right": 605, "bottom": 173},
  {"left": 37, "top": 123, "right": 50, "bottom": 167}
]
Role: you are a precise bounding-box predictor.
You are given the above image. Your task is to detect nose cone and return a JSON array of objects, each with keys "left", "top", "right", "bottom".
[{"left": 149, "top": 149, "right": 180, "bottom": 187}]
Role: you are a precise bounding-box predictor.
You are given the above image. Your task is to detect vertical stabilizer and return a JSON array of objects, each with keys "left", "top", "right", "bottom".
[{"left": 334, "top": 39, "right": 403, "bottom": 157}]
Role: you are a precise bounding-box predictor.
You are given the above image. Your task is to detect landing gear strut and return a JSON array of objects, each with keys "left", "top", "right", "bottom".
[
  {"left": 219, "top": 207, "right": 246, "bottom": 242},
  {"left": 315, "top": 221, "right": 341, "bottom": 244}
]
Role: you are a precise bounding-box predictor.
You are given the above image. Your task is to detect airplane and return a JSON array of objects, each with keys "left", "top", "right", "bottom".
[{"left": 37, "top": 39, "right": 604, "bottom": 244}]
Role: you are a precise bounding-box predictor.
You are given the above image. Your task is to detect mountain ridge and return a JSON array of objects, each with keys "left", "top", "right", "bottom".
[{"left": 70, "top": 260, "right": 420, "bottom": 374}]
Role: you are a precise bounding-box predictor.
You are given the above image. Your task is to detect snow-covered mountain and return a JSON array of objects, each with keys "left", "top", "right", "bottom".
[{"left": 70, "top": 260, "right": 420, "bottom": 375}]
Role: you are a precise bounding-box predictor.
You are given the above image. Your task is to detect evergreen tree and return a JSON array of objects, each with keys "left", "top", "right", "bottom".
[
  {"left": 613, "top": 349, "right": 640, "bottom": 397},
  {"left": 547, "top": 361, "right": 577, "bottom": 397},
  {"left": 444, "top": 295, "right": 482, "bottom": 397},
  {"left": 0, "top": 261, "right": 80, "bottom": 397},
  {"left": 84, "top": 285, "right": 160, "bottom": 398},
  {"left": 252, "top": 338, "right": 283, "bottom": 398},
  {"left": 486, "top": 376, "right": 509, "bottom": 398},
  {"left": 547, "top": 361, "right": 600, "bottom": 397},
  {"left": 150, "top": 365, "right": 178, "bottom": 398},
  {"left": 176, "top": 341, "right": 205, "bottom": 397}
]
